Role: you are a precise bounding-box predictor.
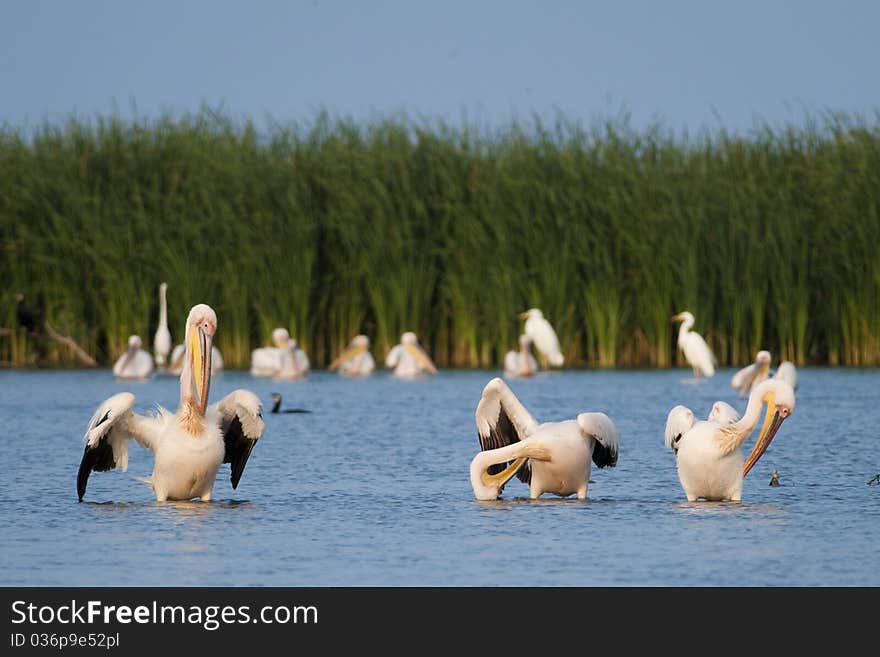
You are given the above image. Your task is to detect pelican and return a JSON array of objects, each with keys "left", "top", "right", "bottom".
[
  {"left": 520, "top": 308, "right": 563, "bottom": 368},
  {"left": 329, "top": 334, "right": 375, "bottom": 376},
  {"left": 503, "top": 334, "right": 538, "bottom": 378},
  {"left": 731, "top": 350, "right": 771, "bottom": 397},
  {"left": 276, "top": 338, "right": 310, "bottom": 380},
  {"left": 385, "top": 332, "right": 437, "bottom": 378},
  {"left": 665, "top": 378, "right": 795, "bottom": 501},
  {"left": 672, "top": 311, "right": 716, "bottom": 378},
  {"left": 168, "top": 342, "right": 224, "bottom": 376},
  {"left": 153, "top": 282, "right": 172, "bottom": 368},
  {"left": 469, "top": 378, "right": 618, "bottom": 500},
  {"left": 250, "top": 328, "right": 291, "bottom": 377},
  {"left": 112, "top": 335, "right": 154, "bottom": 379},
  {"left": 775, "top": 361, "right": 798, "bottom": 389},
  {"left": 78, "top": 304, "right": 264, "bottom": 502},
  {"left": 664, "top": 401, "right": 740, "bottom": 455}
]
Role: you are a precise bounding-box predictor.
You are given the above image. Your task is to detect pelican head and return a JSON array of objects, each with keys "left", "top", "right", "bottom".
[
  {"left": 402, "top": 332, "right": 418, "bottom": 345},
  {"left": 271, "top": 327, "right": 291, "bottom": 348},
  {"left": 127, "top": 335, "right": 142, "bottom": 350},
  {"left": 664, "top": 405, "right": 695, "bottom": 450},
  {"left": 352, "top": 334, "right": 369, "bottom": 347},
  {"left": 519, "top": 308, "right": 542, "bottom": 320},
  {"left": 184, "top": 304, "right": 217, "bottom": 416},
  {"left": 671, "top": 311, "right": 694, "bottom": 324},
  {"left": 742, "top": 378, "right": 796, "bottom": 477},
  {"left": 756, "top": 350, "right": 771, "bottom": 364}
]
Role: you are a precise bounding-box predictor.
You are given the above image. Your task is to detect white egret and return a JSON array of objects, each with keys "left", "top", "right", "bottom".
[
  {"left": 672, "top": 311, "right": 716, "bottom": 378},
  {"left": 153, "top": 282, "right": 172, "bottom": 368},
  {"left": 520, "top": 308, "right": 564, "bottom": 368}
]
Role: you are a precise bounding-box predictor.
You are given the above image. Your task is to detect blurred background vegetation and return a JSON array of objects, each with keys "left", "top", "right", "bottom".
[{"left": 1, "top": 110, "right": 878, "bottom": 368}]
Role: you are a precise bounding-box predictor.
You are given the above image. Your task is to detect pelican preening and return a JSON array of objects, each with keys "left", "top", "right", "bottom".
[
  {"left": 329, "top": 335, "right": 375, "bottom": 376},
  {"left": 78, "top": 304, "right": 265, "bottom": 502},
  {"left": 153, "top": 282, "right": 172, "bottom": 368},
  {"left": 520, "top": 308, "right": 564, "bottom": 368},
  {"left": 385, "top": 332, "right": 437, "bottom": 378},
  {"left": 665, "top": 378, "right": 795, "bottom": 501},
  {"left": 664, "top": 401, "right": 740, "bottom": 455},
  {"left": 469, "top": 378, "right": 618, "bottom": 500},
  {"left": 503, "top": 334, "right": 538, "bottom": 378},
  {"left": 732, "top": 350, "right": 799, "bottom": 397},
  {"left": 672, "top": 311, "right": 716, "bottom": 379},
  {"left": 112, "top": 335, "right": 154, "bottom": 380}
]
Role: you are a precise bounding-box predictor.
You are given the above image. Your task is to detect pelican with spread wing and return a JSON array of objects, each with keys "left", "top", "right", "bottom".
[
  {"left": 78, "top": 304, "right": 265, "bottom": 502},
  {"left": 469, "top": 378, "right": 618, "bottom": 500}
]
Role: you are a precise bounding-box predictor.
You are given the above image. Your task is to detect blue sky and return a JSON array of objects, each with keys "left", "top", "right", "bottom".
[{"left": 1, "top": 0, "right": 878, "bottom": 133}]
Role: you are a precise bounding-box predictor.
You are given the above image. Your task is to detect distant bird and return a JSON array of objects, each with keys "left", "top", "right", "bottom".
[
  {"left": 276, "top": 338, "right": 310, "bottom": 380},
  {"left": 769, "top": 469, "right": 780, "bottom": 487},
  {"left": 78, "top": 304, "right": 265, "bottom": 502},
  {"left": 774, "top": 361, "right": 798, "bottom": 390},
  {"left": 504, "top": 334, "right": 538, "bottom": 378},
  {"left": 520, "top": 308, "right": 563, "bottom": 368},
  {"left": 14, "top": 292, "right": 43, "bottom": 334},
  {"left": 470, "top": 378, "right": 618, "bottom": 500},
  {"left": 269, "top": 393, "right": 311, "bottom": 414},
  {"left": 385, "top": 332, "right": 437, "bottom": 378},
  {"left": 250, "top": 328, "right": 292, "bottom": 377},
  {"left": 732, "top": 350, "right": 771, "bottom": 398},
  {"left": 867, "top": 474, "right": 880, "bottom": 487},
  {"left": 112, "top": 335, "right": 154, "bottom": 380},
  {"left": 665, "top": 401, "right": 740, "bottom": 456},
  {"left": 672, "top": 311, "right": 716, "bottom": 379},
  {"left": 329, "top": 334, "right": 375, "bottom": 376},
  {"left": 153, "top": 282, "right": 172, "bottom": 368},
  {"left": 665, "top": 379, "right": 795, "bottom": 501}
]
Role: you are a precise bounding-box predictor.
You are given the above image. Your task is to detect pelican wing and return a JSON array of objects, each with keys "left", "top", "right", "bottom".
[
  {"left": 214, "top": 389, "right": 265, "bottom": 489},
  {"left": 77, "top": 392, "right": 161, "bottom": 501},
  {"left": 577, "top": 412, "right": 619, "bottom": 468},
  {"left": 475, "top": 378, "right": 539, "bottom": 482}
]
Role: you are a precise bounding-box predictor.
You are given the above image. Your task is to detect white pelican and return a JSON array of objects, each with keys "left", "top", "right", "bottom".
[
  {"left": 664, "top": 401, "right": 740, "bottom": 455},
  {"left": 168, "top": 342, "right": 224, "bottom": 376},
  {"left": 78, "top": 304, "right": 265, "bottom": 502},
  {"left": 672, "top": 311, "right": 716, "bottom": 378},
  {"left": 385, "top": 332, "right": 437, "bottom": 378},
  {"left": 503, "top": 334, "right": 538, "bottom": 378},
  {"left": 520, "top": 308, "right": 564, "bottom": 368},
  {"left": 469, "top": 378, "right": 618, "bottom": 500},
  {"left": 329, "top": 334, "right": 375, "bottom": 376},
  {"left": 665, "top": 378, "right": 795, "bottom": 501},
  {"left": 112, "top": 335, "right": 154, "bottom": 379},
  {"left": 250, "top": 328, "right": 291, "bottom": 377},
  {"left": 153, "top": 282, "right": 172, "bottom": 368},
  {"left": 731, "top": 350, "right": 771, "bottom": 397},
  {"left": 276, "top": 338, "right": 310, "bottom": 380},
  {"left": 775, "top": 361, "right": 798, "bottom": 389}
]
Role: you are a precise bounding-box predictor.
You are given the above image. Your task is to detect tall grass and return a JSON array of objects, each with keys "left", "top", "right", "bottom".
[{"left": 1, "top": 109, "right": 879, "bottom": 368}]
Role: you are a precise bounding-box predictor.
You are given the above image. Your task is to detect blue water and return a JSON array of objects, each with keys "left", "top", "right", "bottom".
[{"left": 1, "top": 368, "right": 878, "bottom": 586}]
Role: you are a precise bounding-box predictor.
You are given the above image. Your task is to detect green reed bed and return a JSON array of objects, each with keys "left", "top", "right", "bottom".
[{"left": 1, "top": 110, "right": 878, "bottom": 368}]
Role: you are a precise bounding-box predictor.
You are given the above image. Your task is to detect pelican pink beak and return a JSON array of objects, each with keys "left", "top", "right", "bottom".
[{"left": 742, "top": 390, "right": 792, "bottom": 477}]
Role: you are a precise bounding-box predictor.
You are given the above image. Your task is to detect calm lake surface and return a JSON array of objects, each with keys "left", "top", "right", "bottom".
[{"left": 1, "top": 368, "right": 878, "bottom": 586}]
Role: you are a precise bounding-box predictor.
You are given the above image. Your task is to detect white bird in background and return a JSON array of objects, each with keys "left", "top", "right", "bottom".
[
  {"left": 520, "top": 308, "right": 564, "bottom": 368},
  {"left": 168, "top": 342, "right": 224, "bottom": 376},
  {"left": 672, "top": 311, "right": 716, "bottom": 378},
  {"left": 664, "top": 401, "right": 740, "bottom": 455},
  {"left": 774, "top": 360, "right": 798, "bottom": 390},
  {"left": 503, "top": 334, "right": 538, "bottom": 378},
  {"left": 731, "top": 350, "right": 772, "bottom": 398},
  {"left": 276, "top": 338, "right": 310, "bottom": 380},
  {"left": 665, "top": 378, "right": 795, "bottom": 501},
  {"left": 250, "top": 328, "right": 292, "bottom": 377},
  {"left": 470, "top": 378, "right": 618, "bottom": 500},
  {"left": 112, "top": 335, "right": 154, "bottom": 379},
  {"left": 385, "top": 332, "right": 437, "bottom": 378},
  {"left": 153, "top": 282, "right": 172, "bottom": 368},
  {"left": 329, "top": 334, "right": 375, "bottom": 376},
  {"left": 78, "top": 304, "right": 265, "bottom": 502}
]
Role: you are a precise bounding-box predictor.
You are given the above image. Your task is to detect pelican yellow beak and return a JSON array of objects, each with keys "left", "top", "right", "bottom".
[
  {"left": 404, "top": 343, "right": 438, "bottom": 374},
  {"left": 481, "top": 457, "right": 528, "bottom": 490},
  {"left": 328, "top": 343, "right": 366, "bottom": 370},
  {"left": 742, "top": 390, "right": 789, "bottom": 477},
  {"left": 188, "top": 324, "right": 213, "bottom": 415}
]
